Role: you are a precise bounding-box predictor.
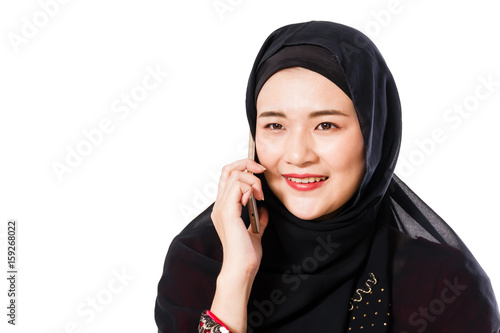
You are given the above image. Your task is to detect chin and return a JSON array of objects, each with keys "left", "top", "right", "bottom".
[
  {"left": 291, "top": 211, "right": 323, "bottom": 221},
  {"left": 283, "top": 198, "right": 333, "bottom": 221}
]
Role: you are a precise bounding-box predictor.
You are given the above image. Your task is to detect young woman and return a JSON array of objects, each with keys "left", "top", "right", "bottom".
[{"left": 155, "top": 21, "right": 500, "bottom": 332}]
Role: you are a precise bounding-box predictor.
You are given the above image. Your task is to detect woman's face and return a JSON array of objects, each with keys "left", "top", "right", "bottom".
[{"left": 256, "top": 67, "right": 366, "bottom": 220}]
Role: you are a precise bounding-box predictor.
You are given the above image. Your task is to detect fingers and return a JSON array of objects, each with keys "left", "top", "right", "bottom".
[
  {"left": 217, "top": 159, "right": 266, "bottom": 201},
  {"left": 258, "top": 207, "right": 269, "bottom": 231},
  {"left": 222, "top": 158, "right": 266, "bottom": 175},
  {"left": 210, "top": 160, "right": 270, "bottom": 278},
  {"left": 217, "top": 161, "right": 266, "bottom": 205},
  {"left": 225, "top": 170, "right": 264, "bottom": 204},
  {"left": 211, "top": 158, "right": 267, "bottom": 251},
  {"left": 241, "top": 187, "right": 253, "bottom": 207}
]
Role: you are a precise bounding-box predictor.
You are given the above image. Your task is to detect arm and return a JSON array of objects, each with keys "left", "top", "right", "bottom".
[{"left": 208, "top": 159, "right": 269, "bottom": 333}]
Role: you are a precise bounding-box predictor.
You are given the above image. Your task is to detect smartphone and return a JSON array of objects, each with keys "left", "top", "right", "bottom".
[{"left": 247, "top": 132, "right": 260, "bottom": 233}]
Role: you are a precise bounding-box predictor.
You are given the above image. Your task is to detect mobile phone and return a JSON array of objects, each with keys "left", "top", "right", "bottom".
[{"left": 247, "top": 132, "right": 260, "bottom": 233}]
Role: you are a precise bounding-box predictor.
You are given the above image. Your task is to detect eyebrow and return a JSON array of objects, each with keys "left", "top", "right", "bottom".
[{"left": 258, "top": 110, "right": 349, "bottom": 119}]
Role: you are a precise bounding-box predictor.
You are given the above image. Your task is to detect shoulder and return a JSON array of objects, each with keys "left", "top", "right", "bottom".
[
  {"left": 389, "top": 227, "right": 499, "bottom": 332},
  {"left": 168, "top": 203, "right": 222, "bottom": 260},
  {"left": 159, "top": 203, "right": 222, "bottom": 285},
  {"left": 390, "top": 226, "right": 472, "bottom": 277},
  {"left": 155, "top": 204, "right": 223, "bottom": 332}
]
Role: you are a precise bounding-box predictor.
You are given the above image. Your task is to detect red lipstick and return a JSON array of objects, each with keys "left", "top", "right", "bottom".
[{"left": 282, "top": 173, "right": 328, "bottom": 191}]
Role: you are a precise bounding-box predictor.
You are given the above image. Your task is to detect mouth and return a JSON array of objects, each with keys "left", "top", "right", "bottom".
[
  {"left": 282, "top": 174, "right": 329, "bottom": 191},
  {"left": 285, "top": 176, "right": 327, "bottom": 184}
]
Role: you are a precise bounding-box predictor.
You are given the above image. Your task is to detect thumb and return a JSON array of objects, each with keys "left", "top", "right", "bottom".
[{"left": 256, "top": 206, "right": 269, "bottom": 236}]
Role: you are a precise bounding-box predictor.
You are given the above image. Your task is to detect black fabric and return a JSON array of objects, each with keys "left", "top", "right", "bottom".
[
  {"left": 154, "top": 207, "right": 498, "bottom": 332},
  {"left": 254, "top": 44, "right": 352, "bottom": 100},
  {"left": 155, "top": 21, "right": 500, "bottom": 332},
  {"left": 244, "top": 178, "right": 391, "bottom": 332},
  {"left": 243, "top": 21, "right": 399, "bottom": 332}
]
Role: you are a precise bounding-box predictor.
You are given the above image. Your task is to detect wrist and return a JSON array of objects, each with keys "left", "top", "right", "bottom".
[
  {"left": 216, "top": 269, "right": 255, "bottom": 303},
  {"left": 210, "top": 269, "right": 255, "bottom": 333},
  {"left": 219, "top": 263, "right": 257, "bottom": 283}
]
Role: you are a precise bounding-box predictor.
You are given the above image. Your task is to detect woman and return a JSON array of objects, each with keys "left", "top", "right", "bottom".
[{"left": 155, "top": 21, "right": 499, "bottom": 332}]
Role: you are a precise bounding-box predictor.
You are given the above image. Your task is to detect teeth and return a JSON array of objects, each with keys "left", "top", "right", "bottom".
[{"left": 287, "top": 176, "right": 327, "bottom": 184}]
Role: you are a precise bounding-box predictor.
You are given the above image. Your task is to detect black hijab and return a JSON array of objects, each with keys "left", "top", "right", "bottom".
[
  {"left": 243, "top": 20, "right": 399, "bottom": 332},
  {"left": 155, "top": 21, "right": 499, "bottom": 333}
]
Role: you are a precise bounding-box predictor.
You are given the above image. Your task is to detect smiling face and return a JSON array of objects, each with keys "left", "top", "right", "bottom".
[{"left": 255, "top": 67, "right": 366, "bottom": 220}]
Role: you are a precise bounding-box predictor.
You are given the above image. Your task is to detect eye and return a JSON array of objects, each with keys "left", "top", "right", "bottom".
[
  {"left": 265, "top": 123, "right": 284, "bottom": 131},
  {"left": 316, "top": 122, "right": 336, "bottom": 130}
]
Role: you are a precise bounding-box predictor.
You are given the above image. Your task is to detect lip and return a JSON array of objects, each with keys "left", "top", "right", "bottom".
[{"left": 282, "top": 173, "right": 328, "bottom": 191}]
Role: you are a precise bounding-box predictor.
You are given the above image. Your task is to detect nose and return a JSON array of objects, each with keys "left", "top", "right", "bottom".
[{"left": 283, "top": 129, "right": 318, "bottom": 167}]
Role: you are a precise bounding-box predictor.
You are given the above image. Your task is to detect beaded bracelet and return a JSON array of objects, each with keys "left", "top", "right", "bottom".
[{"left": 199, "top": 310, "right": 232, "bottom": 333}]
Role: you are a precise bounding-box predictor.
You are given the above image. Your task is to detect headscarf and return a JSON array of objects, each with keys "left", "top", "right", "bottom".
[
  {"left": 155, "top": 21, "right": 499, "bottom": 333},
  {"left": 244, "top": 20, "right": 499, "bottom": 332},
  {"left": 244, "top": 21, "right": 399, "bottom": 332}
]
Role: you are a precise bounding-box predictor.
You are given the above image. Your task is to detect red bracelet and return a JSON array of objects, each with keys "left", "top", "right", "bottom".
[
  {"left": 199, "top": 310, "right": 232, "bottom": 333},
  {"left": 206, "top": 310, "right": 230, "bottom": 328}
]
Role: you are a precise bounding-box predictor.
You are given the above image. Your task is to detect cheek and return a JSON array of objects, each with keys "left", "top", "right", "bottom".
[
  {"left": 320, "top": 132, "right": 365, "bottom": 171},
  {"left": 255, "top": 135, "right": 282, "bottom": 167}
]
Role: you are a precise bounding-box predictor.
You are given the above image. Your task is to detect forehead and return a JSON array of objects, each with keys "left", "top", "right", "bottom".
[{"left": 256, "top": 67, "right": 355, "bottom": 117}]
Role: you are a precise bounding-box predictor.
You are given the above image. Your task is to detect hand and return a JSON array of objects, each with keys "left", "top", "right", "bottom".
[
  {"left": 211, "top": 158, "right": 268, "bottom": 276},
  {"left": 210, "top": 158, "right": 269, "bottom": 332}
]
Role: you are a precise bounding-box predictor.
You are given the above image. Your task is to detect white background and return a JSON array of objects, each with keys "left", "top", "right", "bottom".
[{"left": 1, "top": 0, "right": 499, "bottom": 332}]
